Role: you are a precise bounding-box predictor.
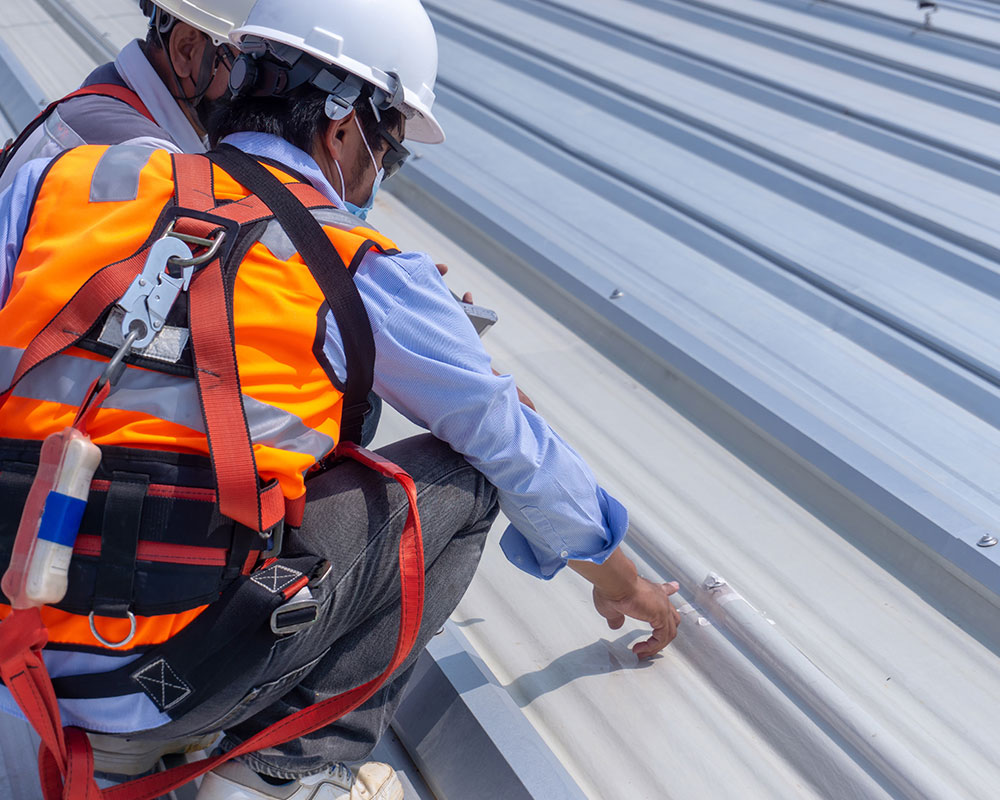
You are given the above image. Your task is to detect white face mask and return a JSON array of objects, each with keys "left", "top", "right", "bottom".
[{"left": 334, "top": 115, "right": 384, "bottom": 221}]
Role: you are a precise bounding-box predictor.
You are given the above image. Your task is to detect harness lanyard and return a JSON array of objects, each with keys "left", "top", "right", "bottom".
[
  {"left": 1, "top": 227, "right": 203, "bottom": 613},
  {"left": 0, "top": 151, "right": 426, "bottom": 800}
]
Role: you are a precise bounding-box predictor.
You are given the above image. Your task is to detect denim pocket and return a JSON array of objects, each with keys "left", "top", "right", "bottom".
[{"left": 193, "top": 647, "right": 329, "bottom": 735}]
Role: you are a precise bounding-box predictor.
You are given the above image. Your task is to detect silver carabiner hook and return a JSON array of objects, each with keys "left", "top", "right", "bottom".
[{"left": 118, "top": 237, "right": 193, "bottom": 350}]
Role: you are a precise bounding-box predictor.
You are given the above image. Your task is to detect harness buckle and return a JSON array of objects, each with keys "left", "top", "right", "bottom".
[{"left": 270, "top": 587, "right": 320, "bottom": 636}]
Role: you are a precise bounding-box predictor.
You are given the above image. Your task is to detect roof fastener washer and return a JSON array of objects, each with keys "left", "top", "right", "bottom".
[
  {"left": 977, "top": 534, "right": 998, "bottom": 548},
  {"left": 704, "top": 574, "right": 726, "bottom": 590}
]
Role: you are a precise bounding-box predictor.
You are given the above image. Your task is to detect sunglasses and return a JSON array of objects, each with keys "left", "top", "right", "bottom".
[{"left": 378, "top": 128, "right": 410, "bottom": 181}]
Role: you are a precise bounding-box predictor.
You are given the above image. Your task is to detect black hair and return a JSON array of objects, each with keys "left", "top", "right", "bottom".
[
  {"left": 207, "top": 80, "right": 404, "bottom": 156},
  {"left": 145, "top": 25, "right": 166, "bottom": 49}
]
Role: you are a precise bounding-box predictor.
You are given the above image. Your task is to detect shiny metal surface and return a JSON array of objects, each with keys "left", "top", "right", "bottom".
[{"left": 371, "top": 188, "right": 1000, "bottom": 799}]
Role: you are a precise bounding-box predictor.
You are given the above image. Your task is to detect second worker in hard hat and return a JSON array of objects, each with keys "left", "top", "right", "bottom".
[{"left": 0, "top": 0, "right": 250, "bottom": 192}]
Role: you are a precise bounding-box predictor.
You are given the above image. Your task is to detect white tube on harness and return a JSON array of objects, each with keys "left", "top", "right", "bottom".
[{"left": 1, "top": 427, "right": 101, "bottom": 609}]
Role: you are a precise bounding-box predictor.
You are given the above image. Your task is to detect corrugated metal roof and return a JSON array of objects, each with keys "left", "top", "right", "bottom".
[
  {"left": 2, "top": 0, "right": 1000, "bottom": 798},
  {"left": 0, "top": 0, "right": 98, "bottom": 100},
  {"left": 371, "top": 191, "right": 1000, "bottom": 800},
  {"left": 403, "top": 0, "right": 1000, "bottom": 595},
  {"left": 382, "top": 0, "right": 1000, "bottom": 797}
]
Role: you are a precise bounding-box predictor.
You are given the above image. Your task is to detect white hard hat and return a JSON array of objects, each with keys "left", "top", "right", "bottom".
[
  {"left": 230, "top": 0, "right": 444, "bottom": 144},
  {"left": 143, "top": 0, "right": 257, "bottom": 45}
]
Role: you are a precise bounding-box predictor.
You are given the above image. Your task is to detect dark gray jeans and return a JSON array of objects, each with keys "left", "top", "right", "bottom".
[{"left": 151, "top": 434, "right": 498, "bottom": 779}]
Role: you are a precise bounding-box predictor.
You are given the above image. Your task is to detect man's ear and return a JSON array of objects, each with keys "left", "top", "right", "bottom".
[
  {"left": 319, "top": 110, "right": 356, "bottom": 164},
  {"left": 168, "top": 23, "right": 206, "bottom": 79}
]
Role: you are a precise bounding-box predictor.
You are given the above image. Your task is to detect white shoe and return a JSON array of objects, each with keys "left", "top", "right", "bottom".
[
  {"left": 196, "top": 758, "right": 403, "bottom": 800},
  {"left": 87, "top": 732, "right": 220, "bottom": 777}
]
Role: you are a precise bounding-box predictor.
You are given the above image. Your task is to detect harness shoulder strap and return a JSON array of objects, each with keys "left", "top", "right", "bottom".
[
  {"left": 0, "top": 85, "right": 156, "bottom": 179},
  {"left": 163, "top": 148, "right": 377, "bottom": 531},
  {"left": 206, "top": 144, "right": 377, "bottom": 445}
]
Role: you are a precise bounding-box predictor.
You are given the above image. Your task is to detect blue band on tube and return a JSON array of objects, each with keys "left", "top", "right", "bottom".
[{"left": 37, "top": 492, "right": 87, "bottom": 547}]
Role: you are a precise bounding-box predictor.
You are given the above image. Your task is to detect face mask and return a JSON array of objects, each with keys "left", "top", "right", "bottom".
[
  {"left": 335, "top": 116, "right": 384, "bottom": 221},
  {"left": 198, "top": 91, "right": 233, "bottom": 144}
]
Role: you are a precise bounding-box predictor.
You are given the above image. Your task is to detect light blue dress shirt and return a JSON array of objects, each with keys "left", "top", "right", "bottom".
[{"left": 0, "top": 133, "right": 628, "bottom": 580}]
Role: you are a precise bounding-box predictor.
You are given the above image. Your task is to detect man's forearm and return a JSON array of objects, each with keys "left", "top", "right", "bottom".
[{"left": 569, "top": 547, "right": 638, "bottom": 600}]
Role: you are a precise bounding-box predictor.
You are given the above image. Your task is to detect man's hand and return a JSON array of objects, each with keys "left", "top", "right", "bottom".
[
  {"left": 437, "top": 263, "right": 475, "bottom": 305},
  {"left": 570, "top": 548, "right": 682, "bottom": 659},
  {"left": 593, "top": 578, "right": 681, "bottom": 659}
]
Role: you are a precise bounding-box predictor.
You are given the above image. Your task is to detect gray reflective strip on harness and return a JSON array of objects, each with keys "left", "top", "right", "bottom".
[
  {"left": 258, "top": 208, "right": 368, "bottom": 261},
  {"left": 89, "top": 145, "right": 156, "bottom": 203},
  {"left": 0, "top": 347, "right": 334, "bottom": 457}
]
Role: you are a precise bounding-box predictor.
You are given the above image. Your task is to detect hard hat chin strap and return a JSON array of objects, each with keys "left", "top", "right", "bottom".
[{"left": 149, "top": 5, "right": 226, "bottom": 124}]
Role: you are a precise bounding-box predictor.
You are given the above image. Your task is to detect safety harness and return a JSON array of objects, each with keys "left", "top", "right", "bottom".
[
  {"left": 0, "top": 145, "right": 425, "bottom": 799},
  {"left": 0, "top": 85, "right": 156, "bottom": 180}
]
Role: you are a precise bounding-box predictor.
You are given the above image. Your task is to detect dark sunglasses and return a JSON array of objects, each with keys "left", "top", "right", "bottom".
[{"left": 378, "top": 128, "right": 410, "bottom": 181}]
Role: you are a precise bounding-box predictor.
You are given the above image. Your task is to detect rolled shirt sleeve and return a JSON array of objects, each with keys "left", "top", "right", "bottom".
[{"left": 324, "top": 247, "right": 628, "bottom": 579}]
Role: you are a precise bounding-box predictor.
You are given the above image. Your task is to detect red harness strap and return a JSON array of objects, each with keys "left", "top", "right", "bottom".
[
  {"left": 51, "top": 86, "right": 156, "bottom": 124},
  {"left": 102, "top": 441, "right": 425, "bottom": 800},
  {"left": 170, "top": 154, "right": 346, "bottom": 533},
  {"left": 0, "top": 85, "right": 156, "bottom": 178},
  {"left": 0, "top": 608, "right": 102, "bottom": 799},
  {"left": 0, "top": 246, "right": 157, "bottom": 412}
]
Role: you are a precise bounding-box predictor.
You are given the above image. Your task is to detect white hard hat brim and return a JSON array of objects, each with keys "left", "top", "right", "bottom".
[
  {"left": 405, "top": 108, "right": 445, "bottom": 145},
  {"left": 232, "top": 22, "right": 446, "bottom": 144}
]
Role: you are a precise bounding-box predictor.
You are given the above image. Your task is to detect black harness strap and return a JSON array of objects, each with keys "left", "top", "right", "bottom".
[
  {"left": 206, "top": 144, "right": 376, "bottom": 445},
  {"left": 222, "top": 513, "right": 254, "bottom": 585},
  {"left": 0, "top": 469, "right": 34, "bottom": 574},
  {"left": 92, "top": 472, "right": 149, "bottom": 619},
  {"left": 50, "top": 555, "right": 322, "bottom": 717}
]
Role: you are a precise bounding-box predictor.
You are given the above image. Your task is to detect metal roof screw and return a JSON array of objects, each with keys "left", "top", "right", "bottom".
[
  {"left": 918, "top": 0, "right": 937, "bottom": 27},
  {"left": 609, "top": 288, "right": 624, "bottom": 300},
  {"left": 977, "top": 534, "right": 998, "bottom": 548},
  {"left": 704, "top": 574, "right": 727, "bottom": 590}
]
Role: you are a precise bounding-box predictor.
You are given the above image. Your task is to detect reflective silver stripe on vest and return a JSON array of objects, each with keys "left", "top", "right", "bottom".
[
  {"left": 0, "top": 347, "right": 334, "bottom": 458},
  {"left": 258, "top": 208, "right": 370, "bottom": 261},
  {"left": 89, "top": 145, "right": 155, "bottom": 203}
]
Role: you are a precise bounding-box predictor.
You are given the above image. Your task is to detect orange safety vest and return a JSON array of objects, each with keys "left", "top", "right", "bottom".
[{"left": 0, "top": 144, "right": 398, "bottom": 650}]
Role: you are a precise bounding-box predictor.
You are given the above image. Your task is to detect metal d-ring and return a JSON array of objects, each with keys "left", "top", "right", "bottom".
[
  {"left": 89, "top": 610, "right": 137, "bottom": 649},
  {"left": 163, "top": 221, "right": 227, "bottom": 268}
]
